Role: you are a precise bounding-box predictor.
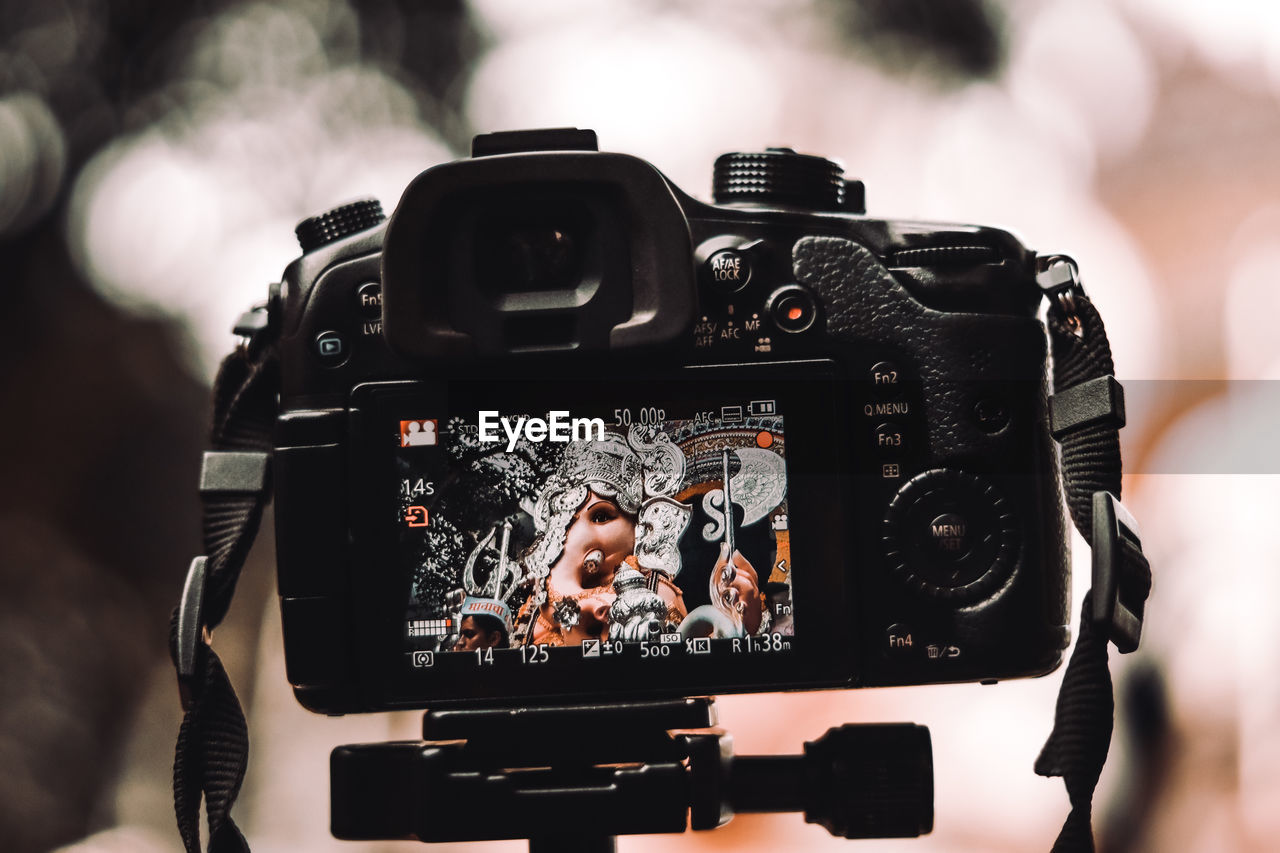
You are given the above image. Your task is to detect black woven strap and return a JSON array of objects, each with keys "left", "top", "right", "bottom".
[
  {"left": 1037, "top": 293, "right": 1151, "bottom": 852},
  {"left": 170, "top": 338, "right": 278, "bottom": 853}
]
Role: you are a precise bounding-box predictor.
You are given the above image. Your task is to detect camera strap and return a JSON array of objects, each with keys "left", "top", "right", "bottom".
[
  {"left": 1035, "top": 258, "right": 1152, "bottom": 852},
  {"left": 170, "top": 310, "right": 278, "bottom": 853}
]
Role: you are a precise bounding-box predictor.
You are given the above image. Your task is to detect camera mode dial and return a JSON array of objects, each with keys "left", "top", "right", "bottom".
[
  {"left": 295, "top": 199, "right": 385, "bottom": 252},
  {"left": 882, "top": 469, "right": 1019, "bottom": 603},
  {"left": 713, "top": 149, "right": 864, "bottom": 212}
]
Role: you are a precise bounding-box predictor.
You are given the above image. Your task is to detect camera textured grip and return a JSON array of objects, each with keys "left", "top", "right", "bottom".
[{"left": 793, "top": 235, "right": 1047, "bottom": 461}]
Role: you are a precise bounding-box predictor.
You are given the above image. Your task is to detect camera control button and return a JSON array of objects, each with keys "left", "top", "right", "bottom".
[
  {"left": 972, "top": 396, "right": 1009, "bottom": 432},
  {"left": 927, "top": 513, "right": 971, "bottom": 560},
  {"left": 874, "top": 422, "right": 904, "bottom": 453},
  {"left": 767, "top": 285, "right": 817, "bottom": 333},
  {"left": 314, "top": 331, "right": 349, "bottom": 367},
  {"left": 356, "top": 282, "right": 382, "bottom": 318},
  {"left": 705, "top": 249, "right": 752, "bottom": 293},
  {"left": 883, "top": 469, "right": 1019, "bottom": 603},
  {"left": 885, "top": 624, "right": 916, "bottom": 655},
  {"left": 870, "top": 361, "right": 902, "bottom": 392}
]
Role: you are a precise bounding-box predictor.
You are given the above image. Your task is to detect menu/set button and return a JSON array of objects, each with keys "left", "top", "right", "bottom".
[{"left": 927, "top": 512, "right": 971, "bottom": 559}]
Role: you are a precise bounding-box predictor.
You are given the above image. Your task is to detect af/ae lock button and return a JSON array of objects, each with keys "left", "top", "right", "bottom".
[
  {"left": 706, "top": 248, "right": 752, "bottom": 293},
  {"left": 697, "top": 237, "right": 763, "bottom": 295},
  {"left": 767, "top": 285, "right": 818, "bottom": 333}
]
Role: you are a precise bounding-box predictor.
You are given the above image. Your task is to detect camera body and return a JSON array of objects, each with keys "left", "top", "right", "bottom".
[{"left": 270, "top": 128, "right": 1069, "bottom": 714}]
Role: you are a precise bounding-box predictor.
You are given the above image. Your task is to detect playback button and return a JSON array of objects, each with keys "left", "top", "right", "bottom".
[{"left": 315, "top": 331, "right": 349, "bottom": 368}]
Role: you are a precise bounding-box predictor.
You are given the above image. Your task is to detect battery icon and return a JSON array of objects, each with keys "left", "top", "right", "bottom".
[{"left": 749, "top": 400, "right": 777, "bottom": 416}]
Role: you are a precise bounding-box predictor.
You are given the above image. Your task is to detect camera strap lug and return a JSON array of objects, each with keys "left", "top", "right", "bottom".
[
  {"left": 231, "top": 306, "right": 269, "bottom": 340},
  {"left": 232, "top": 282, "right": 280, "bottom": 357},
  {"left": 1036, "top": 254, "right": 1085, "bottom": 333},
  {"left": 1090, "top": 491, "right": 1149, "bottom": 654}
]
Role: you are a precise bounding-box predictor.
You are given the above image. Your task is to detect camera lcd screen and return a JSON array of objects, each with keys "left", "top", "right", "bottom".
[
  {"left": 348, "top": 363, "right": 854, "bottom": 707},
  {"left": 394, "top": 400, "right": 796, "bottom": 663}
]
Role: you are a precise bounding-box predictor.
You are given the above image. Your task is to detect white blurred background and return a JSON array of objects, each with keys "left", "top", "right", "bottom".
[{"left": 3, "top": 1, "right": 1279, "bottom": 851}]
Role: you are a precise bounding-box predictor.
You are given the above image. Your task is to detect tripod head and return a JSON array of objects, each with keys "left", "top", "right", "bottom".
[{"left": 330, "top": 699, "right": 932, "bottom": 850}]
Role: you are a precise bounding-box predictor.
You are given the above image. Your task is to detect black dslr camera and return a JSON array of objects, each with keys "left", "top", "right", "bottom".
[{"left": 270, "top": 127, "right": 1068, "bottom": 715}]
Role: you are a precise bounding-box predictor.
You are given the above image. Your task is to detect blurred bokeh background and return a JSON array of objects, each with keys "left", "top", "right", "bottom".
[{"left": 2, "top": 0, "right": 1278, "bottom": 850}]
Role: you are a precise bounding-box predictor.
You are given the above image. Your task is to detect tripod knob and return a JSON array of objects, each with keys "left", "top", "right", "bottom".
[
  {"left": 726, "top": 722, "right": 933, "bottom": 839},
  {"left": 803, "top": 723, "right": 933, "bottom": 839}
]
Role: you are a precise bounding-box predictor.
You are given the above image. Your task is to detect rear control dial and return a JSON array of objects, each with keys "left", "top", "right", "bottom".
[{"left": 882, "top": 469, "right": 1019, "bottom": 602}]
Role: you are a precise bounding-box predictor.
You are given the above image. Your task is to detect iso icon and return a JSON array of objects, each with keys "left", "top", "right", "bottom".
[{"left": 411, "top": 651, "right": 435, "bottom": 668}]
